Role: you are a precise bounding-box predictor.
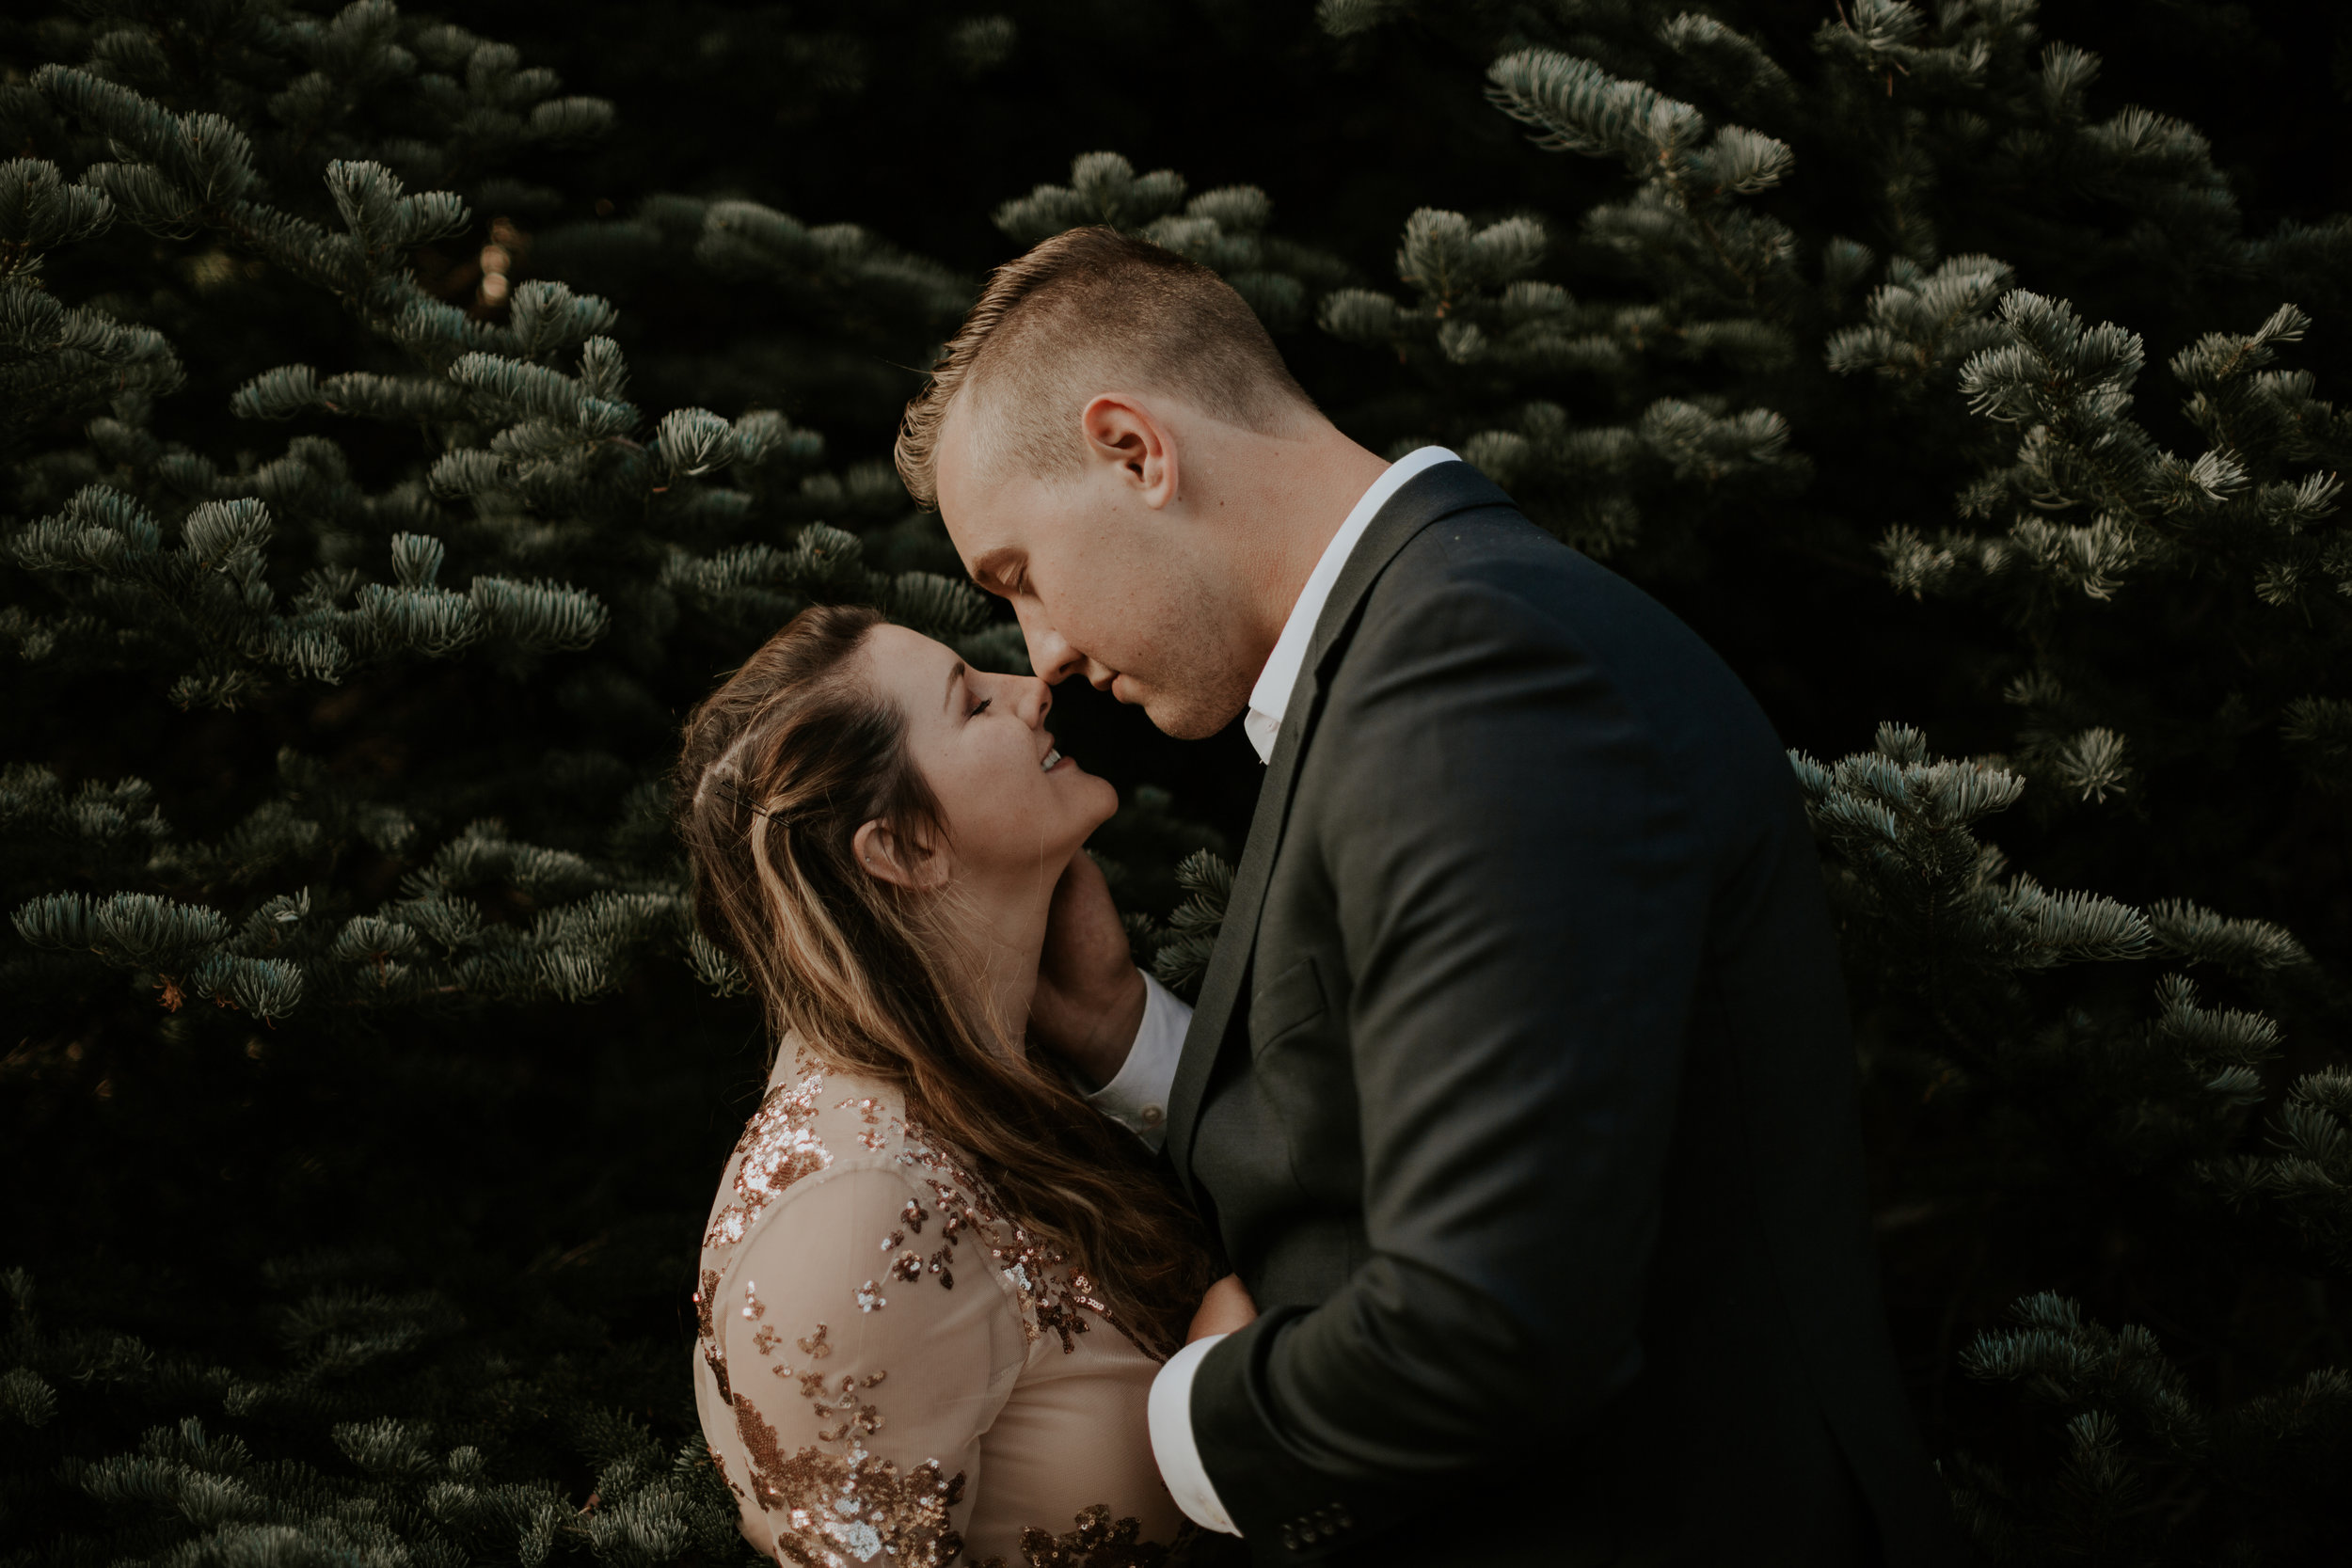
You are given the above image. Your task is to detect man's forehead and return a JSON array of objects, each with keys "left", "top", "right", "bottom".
[
  {"left": 932, "top": 397, "right": 1003, "bottom": 533},
  {"left": 934, "top": 408, "right": 1042, "bottom": 571},
  {"left": 939, "top": 473, "right": 1025, "bottom": 585}
]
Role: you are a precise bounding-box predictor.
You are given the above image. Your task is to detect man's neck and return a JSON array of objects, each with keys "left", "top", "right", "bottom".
[{"left": 1227, "top": 427, "right": 1392, "bottom": 659}]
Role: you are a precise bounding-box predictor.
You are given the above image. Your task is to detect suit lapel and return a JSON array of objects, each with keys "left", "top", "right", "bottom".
[{"left": 1162, "top": 462, "right": 1517, "bottom": 1198}]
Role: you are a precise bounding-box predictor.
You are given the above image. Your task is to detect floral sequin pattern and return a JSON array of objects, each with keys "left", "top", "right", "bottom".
[
  {"left": 697, "top": 1068, "right": 832, "bottom": 1407},
  {"left": 980, "top": 1505, "right": 1190, "bottom": 1568},
  {"left": 696, "top": 1060, "right": 1174, "bottom": 1566},
  {"left": 715, "top": 1309, "right": 962, "bottom": 1568},
  {"left": 692, "top": 1065, "right": 1146, "bottom": 1369},
  {"left": 706, "top": 1069, "right": 833, "bottom": 1251},
  {"left": 891, "top": 1117, "right": 1152, "bottom": 1359},
  {"left": 731, "top": 1352, "right": 1180, "bottom": 1568},
  {"left": 734, "top": 1344, "right": 1176, "bottom": 1560},
  {"left": 735, "top": 1383, "right": 966, "bottom": 1568}
]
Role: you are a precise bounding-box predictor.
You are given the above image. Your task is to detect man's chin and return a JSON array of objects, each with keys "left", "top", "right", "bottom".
[
  {"left": 1107, "top": 670, "right": 1247, "bottom": 740},
  {"left": 1138, "top": 690, "right": 1246, "bottom": 743}
]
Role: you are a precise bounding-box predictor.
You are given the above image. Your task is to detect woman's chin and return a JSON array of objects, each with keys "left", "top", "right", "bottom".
[
  {"left": 1042, "top": 775, "right": 1120, "bottom": 855},
  {"left": 1075, "top": 770, "right": 1120, "bottom": 825}
]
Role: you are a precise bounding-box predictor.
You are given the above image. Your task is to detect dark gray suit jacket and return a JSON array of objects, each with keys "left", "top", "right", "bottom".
[{"left": 1165, "top": 463, "right": 1959, "bottom": 1567}]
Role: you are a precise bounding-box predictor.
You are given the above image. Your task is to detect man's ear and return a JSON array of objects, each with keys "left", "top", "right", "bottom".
[
  {"left": 852, "top": 818, "right": 948, "bottom": 891},
  {"left": 1079, "top": 393, "right": 1178, "bottom": 510}
]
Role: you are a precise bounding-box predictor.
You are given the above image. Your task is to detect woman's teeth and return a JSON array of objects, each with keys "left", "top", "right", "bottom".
[{"left": 1041, "top": 748, "right": 1061, "bottom": 771}]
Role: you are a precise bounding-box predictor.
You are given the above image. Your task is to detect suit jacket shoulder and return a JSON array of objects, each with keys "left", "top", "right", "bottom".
[{"left": 1335, "top": 507, "right": 1797, "bottom": 824}]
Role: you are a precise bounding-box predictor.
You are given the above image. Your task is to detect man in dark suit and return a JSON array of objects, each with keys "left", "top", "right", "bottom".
[{"left": 896, "top": 226, "right": 1960, "bottom": 1567}]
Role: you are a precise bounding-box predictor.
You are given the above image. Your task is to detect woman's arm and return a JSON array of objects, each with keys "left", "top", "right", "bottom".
[{"left": 707, "top": 1163, "right": 1021, "bottom": 1564}]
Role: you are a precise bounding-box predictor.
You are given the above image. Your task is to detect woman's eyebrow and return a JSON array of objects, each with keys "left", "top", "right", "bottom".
[{"left": 942, "top": 661, "right": 966, "bottom": 711}]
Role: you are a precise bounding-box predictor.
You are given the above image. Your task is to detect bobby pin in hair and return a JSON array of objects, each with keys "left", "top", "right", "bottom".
[{"left": 714, "top": 780, "right": 792, "bottom": 825}]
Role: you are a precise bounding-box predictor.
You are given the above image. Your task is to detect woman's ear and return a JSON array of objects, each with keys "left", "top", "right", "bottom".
[{"left": 853, "top": 818, "right": 948, "bottom": 890}]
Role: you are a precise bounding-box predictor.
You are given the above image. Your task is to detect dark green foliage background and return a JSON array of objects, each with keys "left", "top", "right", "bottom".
[{"left": 5, "top": 2, "right": 2351, "bottom": 1565}]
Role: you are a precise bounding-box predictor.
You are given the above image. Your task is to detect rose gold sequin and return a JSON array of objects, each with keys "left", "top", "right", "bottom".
[
  {"left": 733, "top": 1316, "right": 1168, "bottom": 1568},
  {"left": 697, "top": 1056, "right": 1175, "bottom": 1565},
  {"left": 842, "top": 1093, "right": 889, "bottom": 1151},
  {"left": 887, "top": 1122, "right": 1150, "bottom": 1356},
  {"left": 705, "top": 1070, "right": 833, "bottom": 1251},
  {"left": 731, "top": 1374, "right": 965, "bottom": 1567},
  {"left": 704, "top": 1439, "right": 749, "bottom": 1504},
  {"left": 979, "top": 1503, "right": 1177, "bottom": 1568}
]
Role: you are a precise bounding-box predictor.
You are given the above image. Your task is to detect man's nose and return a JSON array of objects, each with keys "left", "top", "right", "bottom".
[{"left": 1015, "top": 601, "right": 1088, "bottom": 686}]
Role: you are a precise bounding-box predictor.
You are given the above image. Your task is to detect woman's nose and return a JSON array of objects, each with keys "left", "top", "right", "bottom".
[{"left": 1017, "top": 675, "right": 1053, "bottom": 726}]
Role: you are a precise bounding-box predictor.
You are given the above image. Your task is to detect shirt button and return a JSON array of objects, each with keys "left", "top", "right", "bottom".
[{"left": 1138, "top": 1104, "right": 1165, "bottom": 1127}]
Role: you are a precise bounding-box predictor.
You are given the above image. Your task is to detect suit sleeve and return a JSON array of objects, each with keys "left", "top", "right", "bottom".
[{"left": 1188, "top": 573, "right": 1712, "bottom": 1542}]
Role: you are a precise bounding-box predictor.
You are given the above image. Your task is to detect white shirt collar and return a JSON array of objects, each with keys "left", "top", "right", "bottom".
[{"left": 1242, "top": 446, "right": 1462, "bottom": 764}]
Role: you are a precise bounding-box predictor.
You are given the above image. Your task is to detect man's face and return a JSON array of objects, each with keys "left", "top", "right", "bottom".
[{"left": 932, "top": 393, "right": 1260, "bottom": 741}]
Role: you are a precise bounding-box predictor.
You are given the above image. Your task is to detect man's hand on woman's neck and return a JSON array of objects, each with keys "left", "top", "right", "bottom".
[
  {"left": 1028, "top": 851, "right": 1150, "bottom": 1089},
  {"left": 936, "top": 849, "right": 1125, "bottom": 1076}
]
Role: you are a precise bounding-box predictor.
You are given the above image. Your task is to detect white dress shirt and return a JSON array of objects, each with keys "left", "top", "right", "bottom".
[{"left": 1082, "top": 445, "right": 1463, "bottom": 1535}]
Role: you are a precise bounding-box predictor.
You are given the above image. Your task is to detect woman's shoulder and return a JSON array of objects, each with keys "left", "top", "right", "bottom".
[
  {"left": 698, "top": 1049, "right": 1156, "bottom": 1373},
  {"left": 695, "top": 1055, "right": 1051, "bottom": 1358},
  {"left": 700, "top": 1053, "right": 933, "bottom": 1253}
]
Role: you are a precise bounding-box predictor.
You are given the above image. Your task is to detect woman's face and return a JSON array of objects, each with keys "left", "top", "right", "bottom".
[{"left": 860, "top": 624, "right": 1118, "bottom": 882}]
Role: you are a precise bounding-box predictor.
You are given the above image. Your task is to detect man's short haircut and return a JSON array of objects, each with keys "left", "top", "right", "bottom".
[{"left": 895, "top": 226, "right": 1316, "bottom": 510}]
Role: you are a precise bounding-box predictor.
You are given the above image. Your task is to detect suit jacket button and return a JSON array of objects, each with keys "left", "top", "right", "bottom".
[
  {"left": 1299, "top": 1526, "right": 1320, "bottom": 1545},
  {"left": 1332, "top": 1504, "right": 1353, "bottom": 1529},
  {"left": 1280, "top": 1526, "right": 1299, "bottom": 1553}
]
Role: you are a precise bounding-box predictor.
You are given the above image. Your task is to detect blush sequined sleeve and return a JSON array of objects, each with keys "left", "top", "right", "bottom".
[
  {"left": 692, "top": 1065, "right": 1190, "bottom": 1568},
  {"left": 702, "top": 1159, "right": 1021, "bottom": 1567}
]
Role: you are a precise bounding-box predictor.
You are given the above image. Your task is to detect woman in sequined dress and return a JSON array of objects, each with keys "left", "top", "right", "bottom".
[{"left": 671, "top": 603, "right": 1229, "bottom": 1568}]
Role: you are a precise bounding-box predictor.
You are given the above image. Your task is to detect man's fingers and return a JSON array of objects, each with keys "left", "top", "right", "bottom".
[
  {"left": 1043, "top": 849, "right": 1128, "bottom": 973},
  {"left": 1034, "top": 844, "right": 1148, "bottom": 1086},
  {"left": 1051, "top": 848, "right": 1104, "bottom": 912},
  {"left": 1186, "top": 1274, "right": 1261, "bottom": 1343}
]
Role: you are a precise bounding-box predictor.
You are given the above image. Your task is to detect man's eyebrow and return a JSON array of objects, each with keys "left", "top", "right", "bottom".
[{"left": 943, "top": 660, "right": 966, "bottom": 711}]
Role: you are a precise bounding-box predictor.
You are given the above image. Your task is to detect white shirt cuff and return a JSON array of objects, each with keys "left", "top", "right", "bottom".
[
  {"left": 1082, "top": 969, "right": 1189, "bottom": 1153},
  {"left": 1148, "top": 1334, "right": 1241, "bottom": 1535}
]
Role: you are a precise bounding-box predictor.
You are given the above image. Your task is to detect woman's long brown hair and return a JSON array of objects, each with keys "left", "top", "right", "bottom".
[{"left": 671, "top": 603, "right": 1215, "bottom": 1354}]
